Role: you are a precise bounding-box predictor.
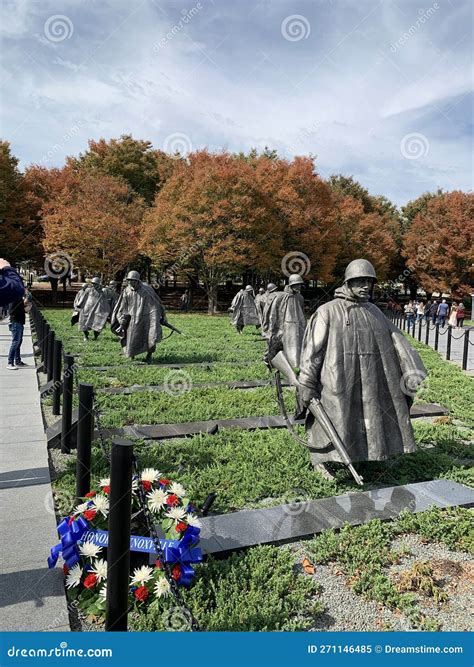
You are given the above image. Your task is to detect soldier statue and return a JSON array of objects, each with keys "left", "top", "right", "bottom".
[
  {"left": 254, "top": 287, "right": 266, "bottom": 327},
  {"left": 229, "top": 285, "right": 260, "bottom": 334},
  {"left": 260, "top": 282, "right": 278, "bottom": 337},
  {"left": 111, "top": 270, "right": 167, "bottom": 363},
  {"left": 297, "top": 259, "right": 427, "bottom": 475},
  {"left": 264, "top": 274, "right": 306, "bottom": 368},
  {"left": 74, "top": 277, "right": 111, "bottom": 342},
  {"left": 103, "top": 280, "right": 120, "bottom": 315}
]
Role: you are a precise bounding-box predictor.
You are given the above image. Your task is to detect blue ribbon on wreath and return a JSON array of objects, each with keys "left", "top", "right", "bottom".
[
  {"left": 47, "top": 516, "right": 89, "bottom": 570},
  {"left": 162, "top": 526, "right": 202, "bottom": 587}
]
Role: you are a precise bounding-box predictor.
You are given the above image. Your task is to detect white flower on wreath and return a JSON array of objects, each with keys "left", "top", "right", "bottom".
[
  {"left": 186, "top": 513, "right": 201, "bottom": 529},
  {"left": 90, "top": 558, "right": 108, "bottom": 583},
  {"left": 78, "top": 541, "right": 102, "bottom": 559},
  {"left": 141, "top": 468, "right": 160, "bottom": 483},
  {"left": 166, "top": 506, "right": 187, "bottom": 521},
  {"left": 99, "top": 477, "right": 110, "bottom": 488},
  {"left": 65, "top": 564, "right": 82, "bottom": 589},
  {"left": 154, "top": 577, "right": 171, "bottom": 598},
  {"left": 147, "top": 488, "right": 168, "bottom": 513},
  {"left": 130, "top": 565, "right": 154, "bottom": 586},
  {"left": 91, "top": 494, "right": 109, "bottom": 516},
  {"left": 73, "top": 502, "right": 89, "bottom": 515},
  {"left": 169, "top": 481, "right": 186, "bottom": 497},
  {"left": 98, "top": 583, "right": 107, "bottom": 603}
]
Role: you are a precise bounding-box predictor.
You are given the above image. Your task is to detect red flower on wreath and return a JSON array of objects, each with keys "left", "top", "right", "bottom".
[
  {"left": 159, "top": 478, "right": 170, "bottom": 487},
  {"left": 166, "top": 494, "right": 179, "bottom": 507},
  {"left": 155, "top": 560, "right": 162, "bottom": 569},
  {"left": 102, "top": 485, "right": 110, "bottom": 495},
  {"left": 83, "top": 509, "right": 97, "bottom": 521},
  {"left": 85, "top": 491, "right": 96, "bottom": 498},
  {"left": 84, "top": 574, "right": 97, "bottom": 589},
  {"left": 68, "top": 516, "right": 75, "bottom": 526},
  {"left": 172, "top": 564, "right": 182, "bottom": 581},
  {"left": 134, "top": 586, "right": 149, "bottom": 602},
  {"left": 63, "top": 564, "right": 69, "bottom": 575},
  {"left": 141, "top": 480, "right": 152, "bottom": 492},
  {"left": 176, "top": 522, "right": 187, "bottom": 532}
]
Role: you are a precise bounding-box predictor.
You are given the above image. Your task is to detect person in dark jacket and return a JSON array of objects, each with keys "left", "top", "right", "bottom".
[
  {"left": 0, "top": 259, "right": 24, "bottom": 307},
  {"left": 7, "top": 295, "right": 26, "bottom": 369},
  {"left": 428, "top": 300, "right": 438, "bottom": 324}
]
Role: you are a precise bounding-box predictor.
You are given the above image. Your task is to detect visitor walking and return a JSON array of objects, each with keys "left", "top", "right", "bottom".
[
  {"left": 7, "top": 294, "right": 26, "bottom": 370},
  {"left": 456, "top": 302, "right": 466, "bottom": 328},
  {"left": 424, "top": 300, "right": 432, "bottom": 322},
  {"left": 429, "top": 300, "right": 438, "bottom": 324},
  {"left": 416, "top": 301, "right": 425, "bottom": 323},
  {"left": 0, "top": 258, "right": 24, "bottom": 307},
  {"left": 448, "top": 303, "right": 458, "bottom": 328},
  {"left": 404, "top": 301, "right": 415, "bottom": 329},
  {"left": 436, "top": 299, "right": 449, "bottom": 327}
]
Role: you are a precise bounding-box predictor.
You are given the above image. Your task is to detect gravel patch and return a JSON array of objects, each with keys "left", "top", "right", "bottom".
[{"left": 388, "top": 534, "right": 473, "bottom": 631}]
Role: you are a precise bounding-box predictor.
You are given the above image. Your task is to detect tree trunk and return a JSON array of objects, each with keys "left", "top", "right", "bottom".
[{"left": 207, "top": 284, "right": 218, "bottom": 315}]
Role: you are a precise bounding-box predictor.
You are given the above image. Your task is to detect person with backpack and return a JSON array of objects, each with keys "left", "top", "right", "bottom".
[
  {"left": 456, "top": 302, "right": 466, "bottom": 328},
  {"left": 436, "top": 299, "right": 449, "bottom": 327}
]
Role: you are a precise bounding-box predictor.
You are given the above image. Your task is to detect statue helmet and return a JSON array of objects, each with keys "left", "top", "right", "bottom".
[
  {"left": 267, "top": 282, "right": 277, "bottom": 292},
  {"left": 258, "top": 287, "right": 265, "bottom": 294},
  {"left": 288, "top": 273, "right": 304, "bottom": 287},
  {"left": 81, "top": 283, "right": 88, "bottom": 289},
  {"left": 344, "top": 259, "right": 377, "bottom": 283},
  {"left": 109, "top": 280, "right": 118, "bottom": 287},
  {"left": 91, "top": 276, "right": 101, "bottom": 285},
  {"left": 126, "top": 270, "right": 141, "bottom": 281},
  {"left": 245, "top": 285, "right": 253, "bottom": 291}
]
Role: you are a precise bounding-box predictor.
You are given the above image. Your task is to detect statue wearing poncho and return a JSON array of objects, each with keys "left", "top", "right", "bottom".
[
  {"left": 75, "top": 280, "right": 111, "bottom": 338},
  {"left": 298, "top": 260, "right": 427, "bottom": 466},
  {"left": 230, "top": 286, "right": 259, "bottom": 333},
  {"left": 111, "top": 279, "right": 165, "bottom": 359},
  {"left": 264, "top": 275, "right": 306, "bottom": 369}
]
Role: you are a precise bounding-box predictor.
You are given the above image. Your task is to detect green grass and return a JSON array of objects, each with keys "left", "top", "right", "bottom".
[{"left": 129, "top": 545, "right": 322, "bottom": 632}]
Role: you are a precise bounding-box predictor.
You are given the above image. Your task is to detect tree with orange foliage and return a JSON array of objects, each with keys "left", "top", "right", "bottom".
[
  {"left": 141, "top": 151, "right": 285, "bottom": 314},
  {"left": 0, "top": 141, "right": 40, "bottom": 264},
  {"left": 42, "top": 173, "right": 145, "bottom": 280},
  {"left": 402, "top": 191, "right": 473, "bottom": 298}
]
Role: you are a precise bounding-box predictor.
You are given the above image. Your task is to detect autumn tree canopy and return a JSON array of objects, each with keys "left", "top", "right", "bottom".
[
  {"left": 42, "top": 172, "right": 145, "bottom": 279},
  {"left": 402, "top": 191, "right": 474, "bottom": 298}
]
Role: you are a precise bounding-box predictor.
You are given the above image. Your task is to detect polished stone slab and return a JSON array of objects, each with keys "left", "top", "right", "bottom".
[
  {"left": 96, "top": 403, "right": 448, "bottom": 443},
  {"left": 183, "top": 480, "right": 474, "bottom": 557},
  {"left": 98, "top": 378, "right": 280, "bottom": 395}
]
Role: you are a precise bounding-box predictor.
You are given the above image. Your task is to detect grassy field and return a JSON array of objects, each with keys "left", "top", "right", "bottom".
[{"left": 42, "top": 309, "right": 473, "bottom": 631}]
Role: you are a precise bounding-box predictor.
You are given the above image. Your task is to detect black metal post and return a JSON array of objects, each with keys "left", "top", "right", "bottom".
[
  {"left": 462, "top": 329, "right": 469, "bottom": 371},
  {"left": 61, "top": 354, "right": 75, "bottom": 454},
  {"left": 43, "top": 323, "right": 50, "bottom": 369},
  {"left": 417, "top": 320, "right": 422, "bottom": 341},
  {"left": 402, "top": 316, "right": 406, "bottom": 332},
  {"left": 76, "top": 384, "right": 94, "bottom": 503},
  {"left": 105, "top": 438, "right": 134, "bottom": 632},
  {"left": 446, "top": 325, "right": 452, "bottom": 360},
  {"left": 425, "top": 320, "right": 430, "bottom": 345},
  {"left": 434, "top": 323, "right": 440, "bottom": 351},
  {"left": 52, "top": 339, "right": 62, "bottom": 416},
  {"left": 47, "top": 330, "right": 55, "bottom": 382}
]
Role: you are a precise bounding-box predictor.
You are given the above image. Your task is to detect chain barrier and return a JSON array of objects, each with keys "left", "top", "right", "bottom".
[{"left": 131, "top": 455, "right": 199, "bottom": 631}]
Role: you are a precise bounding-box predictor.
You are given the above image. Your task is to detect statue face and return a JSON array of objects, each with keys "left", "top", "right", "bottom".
[
  {"left": 347, "top": 277, "right": 373, "bottom": 301},
  {"left": 128, "top": 280, "right": 139, "bottom": 291},
  {"left": 291, "top": 284, "right": 302, "bottom": 294}
]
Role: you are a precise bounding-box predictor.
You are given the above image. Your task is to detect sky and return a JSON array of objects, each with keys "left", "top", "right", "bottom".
[{"left": 1, "top": 0, "right": 472, "bottom": 205}]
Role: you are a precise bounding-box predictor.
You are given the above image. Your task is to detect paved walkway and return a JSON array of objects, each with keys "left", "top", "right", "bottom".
[
  {"left": 403, "top": 320, "right": 474, "bottom": 372},
  {"left": 0, "top": 318, "right": 69, "bottom": 631}
]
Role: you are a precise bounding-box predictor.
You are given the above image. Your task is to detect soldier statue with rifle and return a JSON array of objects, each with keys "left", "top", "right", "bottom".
[
  {"left": 269, "top": 259, "right": 427, "bottom": 484},
  {"left": 111, "top": 270, "right": 182, "bottom": 364}
]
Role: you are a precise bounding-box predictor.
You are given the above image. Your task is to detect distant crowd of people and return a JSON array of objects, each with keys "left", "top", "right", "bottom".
[{"left": 403, "top": 298, "right": 466, "bottom": 329}]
